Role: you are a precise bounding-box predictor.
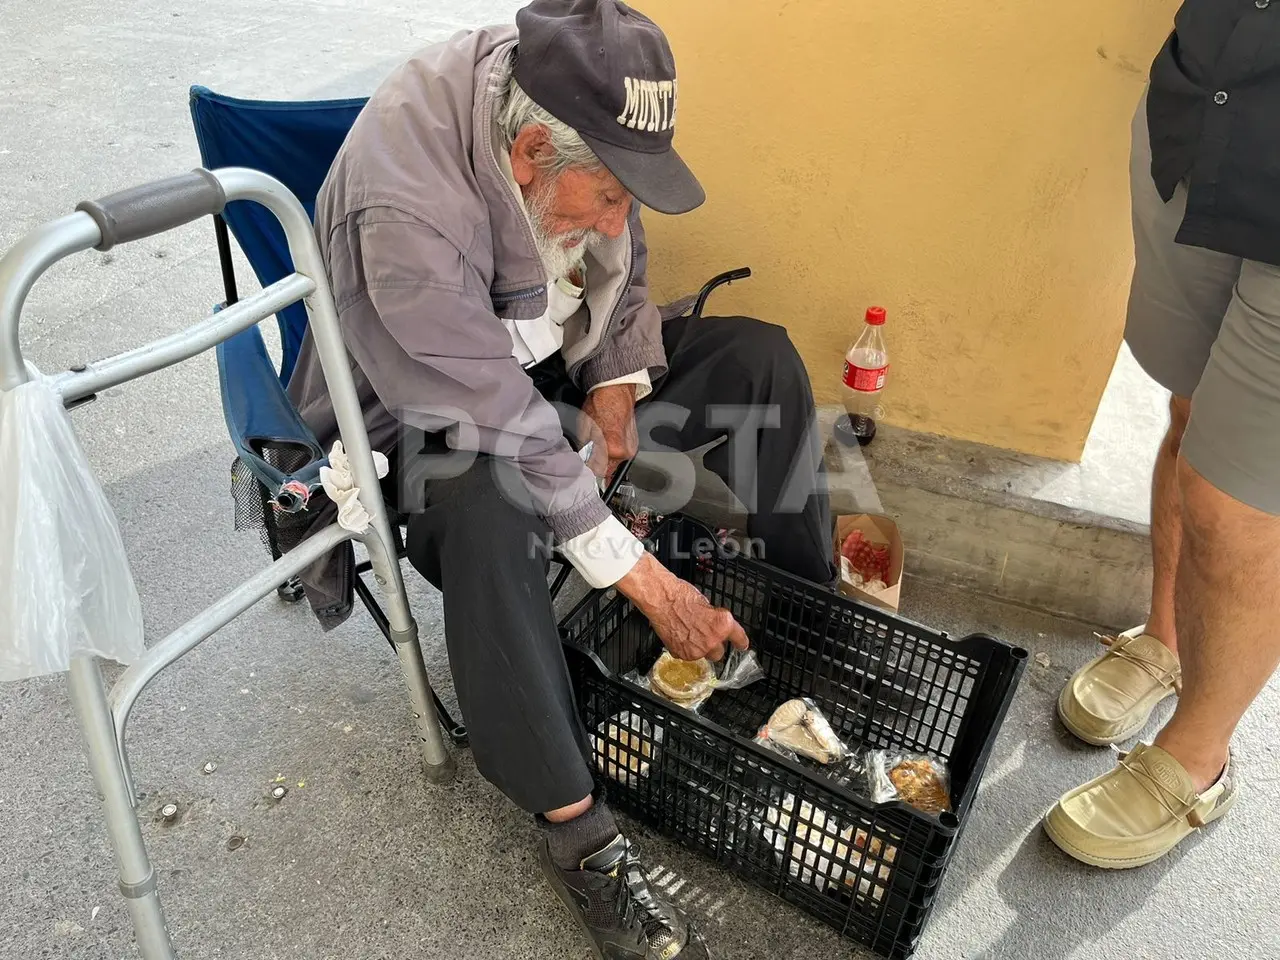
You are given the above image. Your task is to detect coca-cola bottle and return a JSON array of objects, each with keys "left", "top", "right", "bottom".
[{"left": 836, "top": 306, "right": 888, "bottom": 446}]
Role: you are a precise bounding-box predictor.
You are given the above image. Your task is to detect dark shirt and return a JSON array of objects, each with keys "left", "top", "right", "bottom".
[{"left": 1147, "top": 0, "right": 1280, "bottom": 265}]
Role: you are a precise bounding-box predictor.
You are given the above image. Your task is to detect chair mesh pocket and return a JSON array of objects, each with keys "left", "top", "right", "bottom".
[{"left": 229, "top": 442, "right": 319, "bottom": 559}]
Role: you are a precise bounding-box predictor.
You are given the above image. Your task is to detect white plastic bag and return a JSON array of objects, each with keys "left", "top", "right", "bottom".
[
  {"left": 592, "top": 711, "right": 664, "bottom": 787},
  {"left": 0, "top": 380, "right": 145, "bottom": 679},
  {"left": 760, "top": 793, "right": 895, "bottom": 897}
]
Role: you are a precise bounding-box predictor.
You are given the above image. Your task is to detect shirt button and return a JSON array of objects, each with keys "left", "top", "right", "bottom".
[{"left": 1214, "top": 90, "right": 1229, "bottom": 105}]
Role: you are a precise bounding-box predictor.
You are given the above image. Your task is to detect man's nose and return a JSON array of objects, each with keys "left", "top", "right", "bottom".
[{"left": 596, "top": 197, "right": 632, "bottom": 239}]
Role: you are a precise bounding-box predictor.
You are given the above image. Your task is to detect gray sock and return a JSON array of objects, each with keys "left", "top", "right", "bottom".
[{"left": 539, "top": 802, "right": 620, "bottom": 870}]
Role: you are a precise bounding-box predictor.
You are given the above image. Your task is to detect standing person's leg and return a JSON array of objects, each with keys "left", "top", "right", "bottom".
[
  {"left": 1057, "top": 94, "right": 1240, "bottom": 746},
  {"left": 640, "top": 313, "right": 835, "bottom": 585},
  {"left": 401, "top": 448, "right": 708, "bottom": 957},
  {"left": 1155, "top": 456, "right": 1280, "bottom": 788},
  {"left": 1046, "top": 257, "right": 1280, "bottom": 867},
  {"left": 1152, "top": 257, "right": 1280, "bottom": 787}
]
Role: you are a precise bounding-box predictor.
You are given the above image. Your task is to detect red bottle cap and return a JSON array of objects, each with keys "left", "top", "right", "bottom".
[{"left": 865, "top": 306, "right": 886, "bottom": 326}]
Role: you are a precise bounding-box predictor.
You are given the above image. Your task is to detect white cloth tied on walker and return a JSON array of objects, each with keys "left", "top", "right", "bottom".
[{"left": 318, "top": 440, "right": 389, "bottom": 534}]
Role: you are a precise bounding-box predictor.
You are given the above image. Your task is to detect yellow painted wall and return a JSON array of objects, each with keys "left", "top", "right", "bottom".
[{"left": 638, "top": 0, "right": 1180, "bottom": 461}]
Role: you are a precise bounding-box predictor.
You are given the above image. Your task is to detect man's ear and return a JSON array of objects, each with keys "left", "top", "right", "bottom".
[{"left": 510, "top": 125, "right": 549, "bottom": 187}]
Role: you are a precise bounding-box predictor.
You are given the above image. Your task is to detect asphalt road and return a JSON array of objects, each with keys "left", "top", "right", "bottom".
[{"left": 2, "top": 3, "right": 1278, "bottom": 958}]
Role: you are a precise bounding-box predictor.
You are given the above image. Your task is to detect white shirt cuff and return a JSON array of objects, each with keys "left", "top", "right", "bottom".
[
  {"left": 560, "top": 514, "right": 645, "bottom": 588},
  {"left": 590, "top": 369, "right": 652, "bottom": 401}
]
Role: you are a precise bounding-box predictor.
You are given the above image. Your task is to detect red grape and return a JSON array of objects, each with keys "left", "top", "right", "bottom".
[{"left": 840, "top": 530, "right": 890, "bottom": 582}]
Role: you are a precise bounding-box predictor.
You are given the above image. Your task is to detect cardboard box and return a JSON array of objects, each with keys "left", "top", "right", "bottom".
[{"left": 834, "top": 514, "right": 904, "bottom": 612}]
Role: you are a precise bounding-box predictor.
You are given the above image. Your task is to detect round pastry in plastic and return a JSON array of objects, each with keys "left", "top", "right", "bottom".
[{"left": 650, "top": 652, "right": 715, "bottom": 706}]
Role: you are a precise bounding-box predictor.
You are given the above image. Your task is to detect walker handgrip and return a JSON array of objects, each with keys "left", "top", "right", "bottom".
[{"left": 75, "top": 169, "right": 226, "bottom": 251}]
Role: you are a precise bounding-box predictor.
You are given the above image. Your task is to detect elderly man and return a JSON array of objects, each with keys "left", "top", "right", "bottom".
[
  {"left": 1046, "top": 2, "right": 1280, "bottom": 868},
  {"left": 288, "top": 1, "right": 833, "bottom": 956}
]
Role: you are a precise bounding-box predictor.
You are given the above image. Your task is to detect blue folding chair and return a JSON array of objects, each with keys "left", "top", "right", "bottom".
[
  {"left": 190, "top": 86, "right": 469, "bottom": 744},
  {"left": 188, "top": 85, "right": 751, "bottom": 713}
]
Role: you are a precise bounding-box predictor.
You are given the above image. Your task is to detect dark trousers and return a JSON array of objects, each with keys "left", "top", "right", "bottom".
[{"left": 402, "top": 315, "right": 833, "bottom": 813}]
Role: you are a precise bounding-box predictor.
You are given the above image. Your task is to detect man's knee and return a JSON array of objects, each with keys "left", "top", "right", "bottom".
[
  {"left": 725, "top": 317, "right": 810, "bottom": 397},
  {"left": 1176, "top": 453, "right": 1280, "bottom": 567},
  {"left": 407, "top": 457, "right": 554, "bottom": 569},
  {"left": 735, "top": 316, "right": 800, "bottom": 359}
]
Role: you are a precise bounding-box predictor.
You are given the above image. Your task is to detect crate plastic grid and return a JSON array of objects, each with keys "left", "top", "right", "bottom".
[
  {"left": 582, "top": 562, "right": 986, "bottom": 801},
  {"left": 563, "top": 517, "right": 1026, "bottom": 957},
  {"left": 581, "top": 662, "right": 955, "bottom": 954}
]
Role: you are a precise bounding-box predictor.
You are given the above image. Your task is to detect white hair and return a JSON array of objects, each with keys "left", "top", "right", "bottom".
[{"left": 493, "top": 58, "right": 601, "bottom": 174}]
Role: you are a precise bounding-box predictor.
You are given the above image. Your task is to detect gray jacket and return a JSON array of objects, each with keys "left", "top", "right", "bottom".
[{"left": 287, "top": 26, "right": 671, "bottom": 626}]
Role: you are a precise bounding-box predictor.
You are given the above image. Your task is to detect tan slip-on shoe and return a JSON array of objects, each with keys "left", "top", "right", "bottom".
[
  {"left": 1057, "top": 626, "right": 1180, "bottom": 746},
  {"left": 1043, "top": 743, "right": 1237, "bottom": 869}
]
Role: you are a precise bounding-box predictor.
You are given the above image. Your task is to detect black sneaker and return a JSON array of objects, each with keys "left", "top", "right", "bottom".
[{"left": 539, "top": 834, "right": 710, "bottom": 960}]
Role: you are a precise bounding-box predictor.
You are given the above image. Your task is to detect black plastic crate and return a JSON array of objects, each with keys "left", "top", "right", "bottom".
[{"left": 559, "top": 516, "right": 1027, "bottom": 959}]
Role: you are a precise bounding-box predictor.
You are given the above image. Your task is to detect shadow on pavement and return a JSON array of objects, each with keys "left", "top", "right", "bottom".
[{"left": 986, "top": 817, "right": 1182, "bottom": 960}]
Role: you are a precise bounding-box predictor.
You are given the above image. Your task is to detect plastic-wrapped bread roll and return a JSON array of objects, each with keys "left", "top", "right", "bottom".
[
  {"left": 758, "top": 698, "right": 848, "bottom": 764},
  {"left": 866, "top": 750, "right": 952, "bottom": 814},
  {"left": 888, "top": 756, "right": 951, "bottom": 814}
]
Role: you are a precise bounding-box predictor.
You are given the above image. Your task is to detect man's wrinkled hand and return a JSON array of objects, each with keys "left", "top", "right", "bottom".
[
  {"left": 579, "top": 383, "right": 639, "bottom": 481},
  {"left": 617, "top": 554, "right": 750, "bottom": 663}
]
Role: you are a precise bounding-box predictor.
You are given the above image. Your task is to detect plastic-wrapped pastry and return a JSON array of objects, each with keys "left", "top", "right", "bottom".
[
  {"left": 888, "top": 757, "right": 951, "bottom": 814},
  {"left": 866, "top": 750, "right": 952, "bottom": 814},
  {"left": 758, "top": 698, "right": 849, "bottom": 764},
  {"left": 650, "top": 652, "right": 716, "bottom": 707},
  {"left": 626, "top": 648, "right": 765, "bottom": 712}
]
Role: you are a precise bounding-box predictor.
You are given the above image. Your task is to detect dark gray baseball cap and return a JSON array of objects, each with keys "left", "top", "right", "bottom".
[{"left": 514, "top": 0, "right": 705, "bottom": 215}]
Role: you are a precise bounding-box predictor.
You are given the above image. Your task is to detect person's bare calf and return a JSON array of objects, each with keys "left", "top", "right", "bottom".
[
  {"left": 1152, "top": 456, "right": 1280, "bottom": 790},
  {"left": 1145, "top": 395, "right": 1191, "bottom": 653},
  {"left": 545, "top": 795, "right": 594, "bottom": 824},
  {"left": 1044, "top": 453, "right": 1268, "bottom": 868}
]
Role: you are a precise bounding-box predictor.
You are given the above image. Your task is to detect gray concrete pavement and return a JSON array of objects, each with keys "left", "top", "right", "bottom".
[{"left": 2, "top": 3, "right": 1279, "bottom": 959}]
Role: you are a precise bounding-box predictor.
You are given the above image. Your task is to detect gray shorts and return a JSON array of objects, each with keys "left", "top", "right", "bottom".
[{"left": 1126, "top": 96, "right": 1280, "bottom": 515}]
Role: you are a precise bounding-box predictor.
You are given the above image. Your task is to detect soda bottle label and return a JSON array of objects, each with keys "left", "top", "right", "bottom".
[{"left": 843, "top": 361, "right": 888, "bottom": 392}]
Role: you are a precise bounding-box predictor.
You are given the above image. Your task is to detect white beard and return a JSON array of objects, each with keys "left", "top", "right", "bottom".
[
  {"left": 527, "top": 177, "right": 605, "bottom": 281},
  {"left": 532, "top": 224, "right": 588, "bottom": 281}
]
